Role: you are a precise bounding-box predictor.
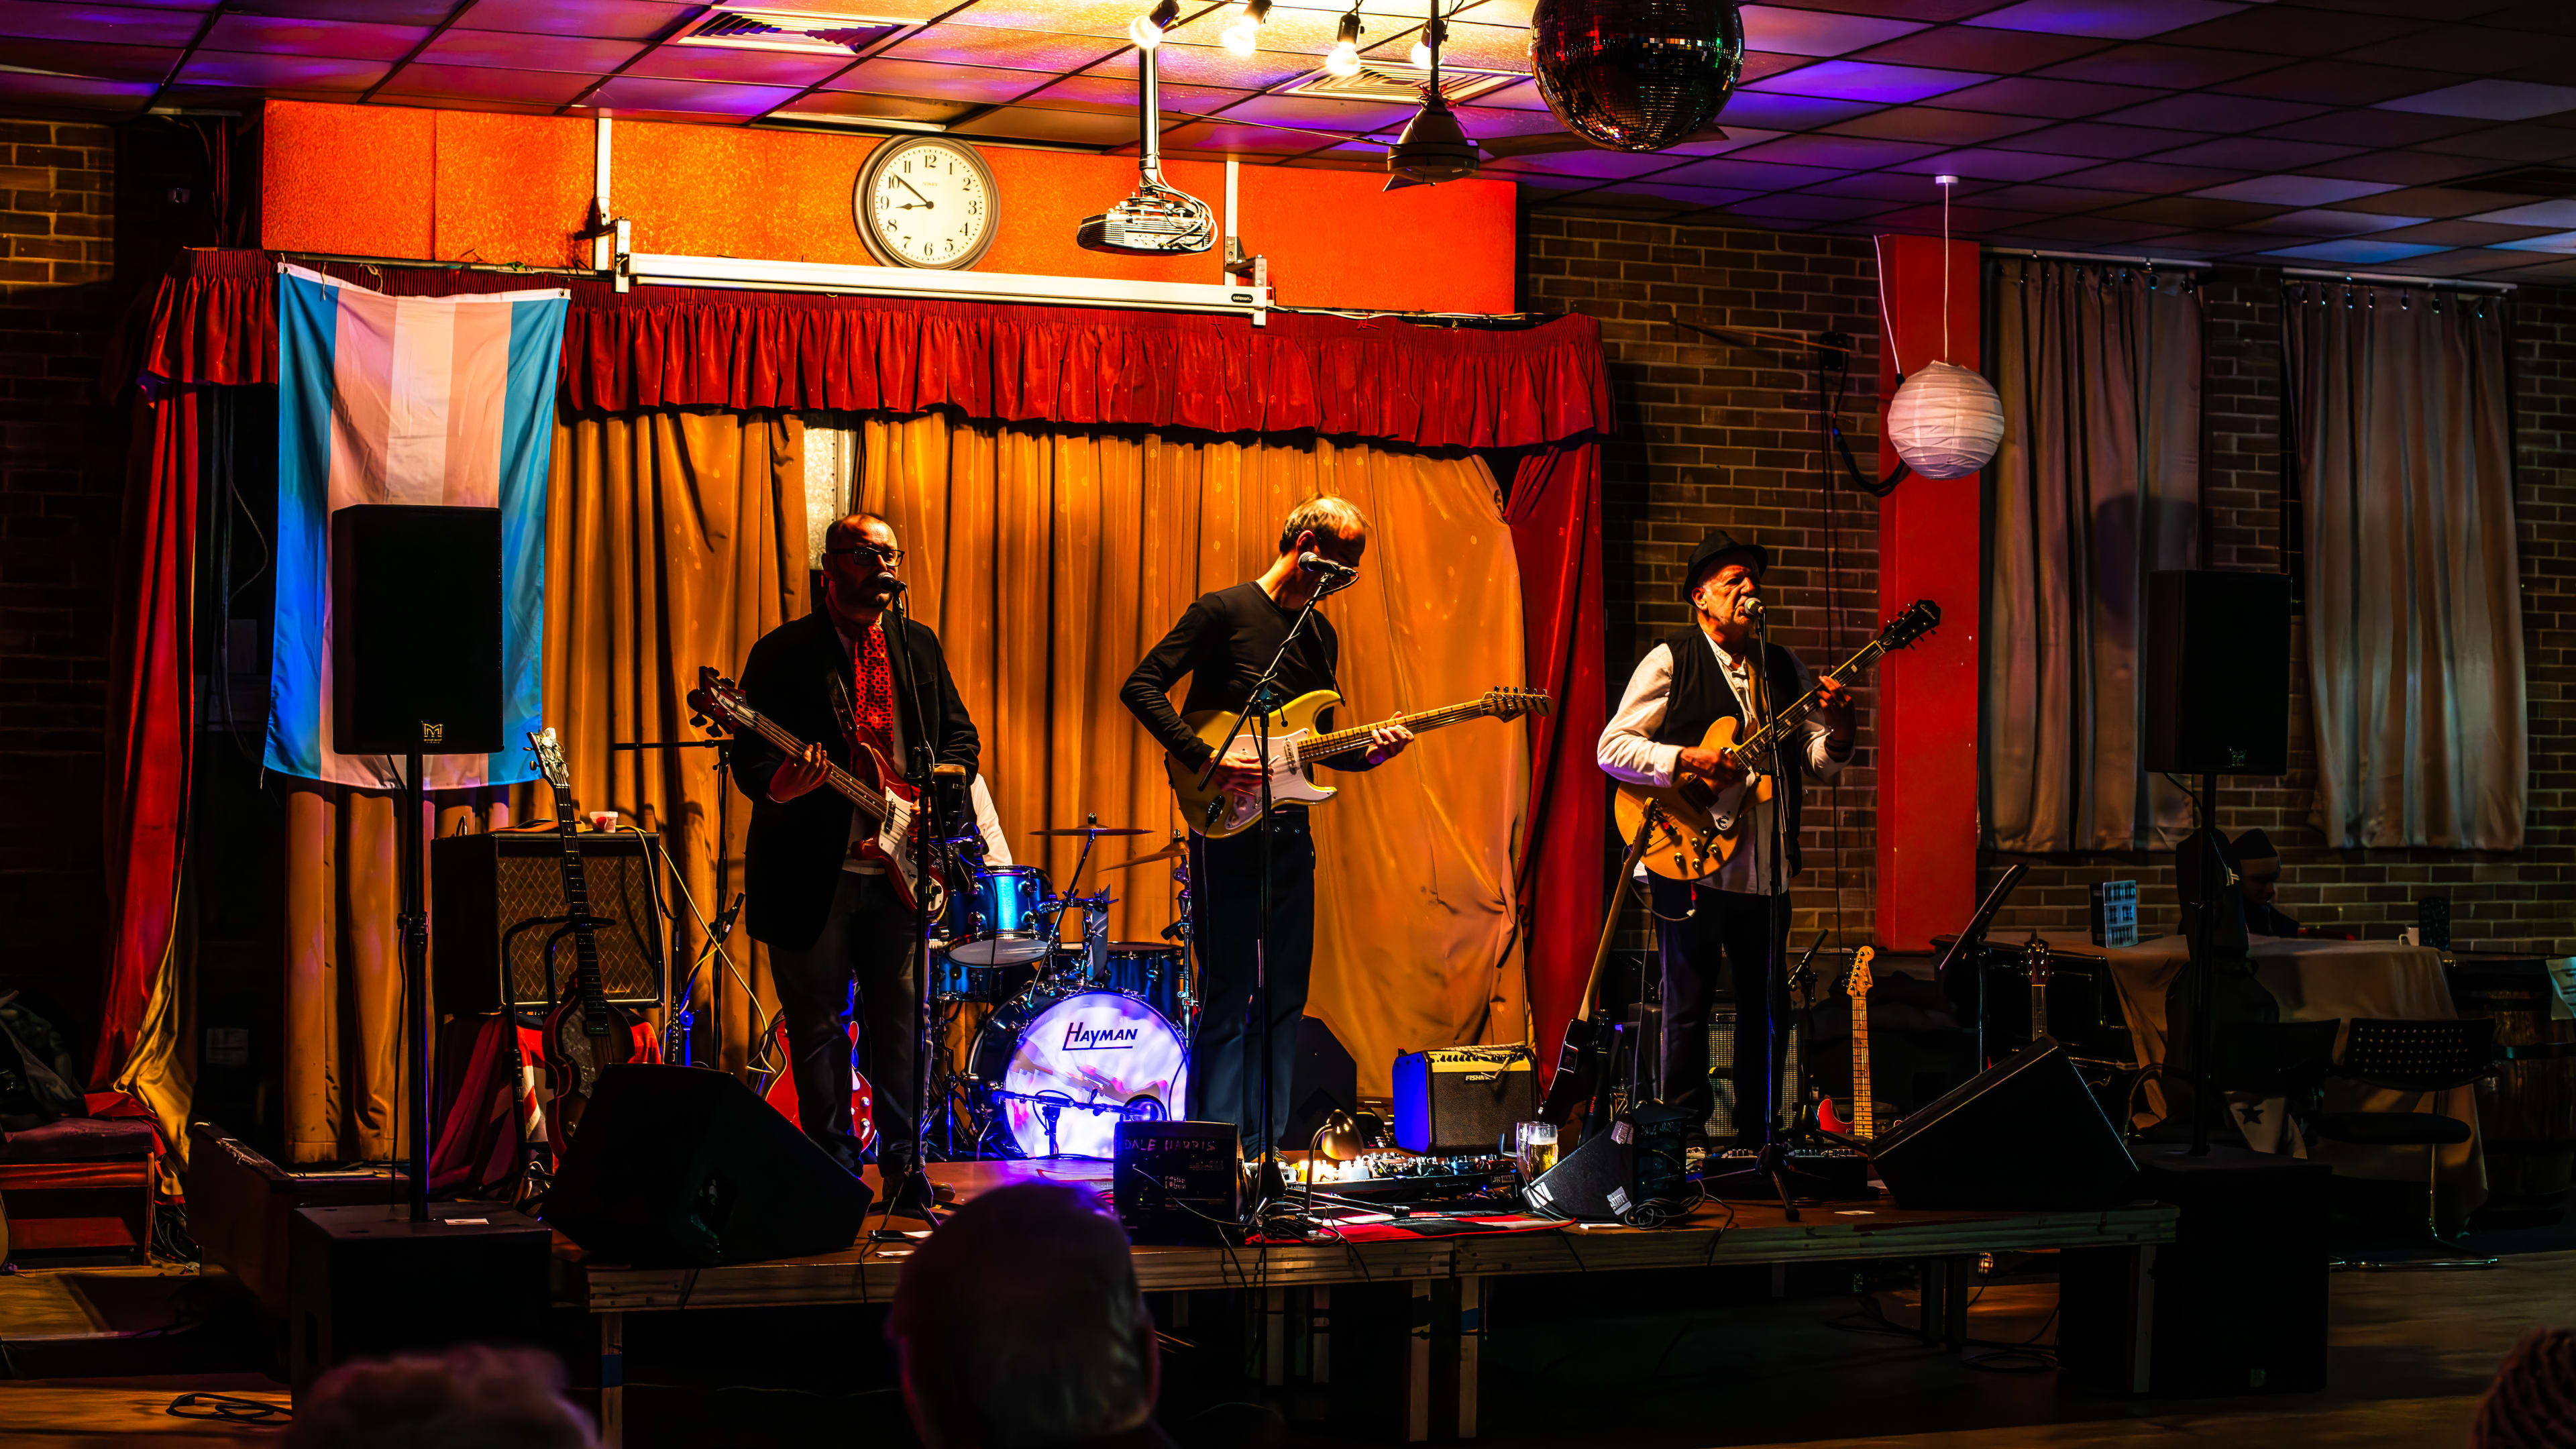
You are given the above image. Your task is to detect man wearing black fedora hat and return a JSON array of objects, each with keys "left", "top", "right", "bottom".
[{"left": 1598, "top": 529, "right": 1856, "bottom": 1157}]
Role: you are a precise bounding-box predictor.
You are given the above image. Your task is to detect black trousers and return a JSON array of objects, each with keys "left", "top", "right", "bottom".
[
  {"left": 1650, "top": 877, "right": 1788, "bottom": 1144},
  {"left": 1187, "top": 811, "right": 1315, "bottom": 1152},
  {"left": 765, "top": 869, "right": 923, "bottom": 1175}
]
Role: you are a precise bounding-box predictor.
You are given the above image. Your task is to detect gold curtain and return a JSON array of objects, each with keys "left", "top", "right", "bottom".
[
  {"left": 283, "top": 409, "right": 804, "bottom": 1163},
  {"left": 848, "top": 413, "right": 1529, "bottom": 1095}
]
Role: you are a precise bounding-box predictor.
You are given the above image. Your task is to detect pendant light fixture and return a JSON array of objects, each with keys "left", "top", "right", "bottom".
[
  {"left": 1385, "top": 3, "right": 1477, "bottom": 188},
  {"left": 1884, "top": 176, "right": 2004, "bottom": 480}
]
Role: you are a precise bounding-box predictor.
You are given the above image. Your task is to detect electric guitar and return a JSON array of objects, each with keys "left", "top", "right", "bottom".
[
  {"left": 1167, "top": 686, "right": 1550, "bottom": 839},
  {"left": 1843, "top": 947, "right": 1877, "bottom": 1140},
  {"left": 1615, "top": 601, "right": 1939, "bottom": 881},
  {"left": 689, "top": 665, "right": 943, "bottom": 913},
  {"left": 1538, "top": 813, "right": 1658, "bottom": 1126},
  {"left": 526, "top": 728, "right": 641, "bottom": 1159}
]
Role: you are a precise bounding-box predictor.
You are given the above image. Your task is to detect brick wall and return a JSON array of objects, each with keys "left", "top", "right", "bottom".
[
  {"left": 0, "top": 119, "right": 121, "bottom": 1025},
  {"left": 1529, "top": 208, "right": 2576, "bottom": 959}
]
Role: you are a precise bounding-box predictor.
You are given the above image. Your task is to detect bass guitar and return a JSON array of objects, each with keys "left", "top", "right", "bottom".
[
  {"left": 1615, "top": 601, "right": 1939, "bottom": 881},
  {"left": 526, "top": 727, "right": 641, "bottom": 1160},
  {"left": 1167, "top": 686, "right": 1550, "bottom": 840},
  {"left": 689, "top": 665, "right": 943, "bottom": 913},
  {"left": 1537, "top": 811, "right": 1659, "bottom": 1126}
]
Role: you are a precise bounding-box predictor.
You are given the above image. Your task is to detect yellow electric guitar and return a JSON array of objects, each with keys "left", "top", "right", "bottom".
[
  {"left": 1167, "top": 686, "right": 1550, "bottom": 839},
  {"left": 1615, "top": 601, "right": 1939, "bottom": 881}
]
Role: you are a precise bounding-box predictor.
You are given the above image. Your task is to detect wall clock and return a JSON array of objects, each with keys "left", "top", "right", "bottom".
[{"left": 855, "top": 136, "right": 1000, "bottom": 270}]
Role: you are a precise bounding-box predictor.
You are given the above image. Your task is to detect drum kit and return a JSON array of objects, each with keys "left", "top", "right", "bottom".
[{"left": 933, "top": 820, "right": 1200, "bottom": 1160}]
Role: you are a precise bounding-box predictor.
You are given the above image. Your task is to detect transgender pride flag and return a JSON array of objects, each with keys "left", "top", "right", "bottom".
[{"left": 267, "top": 264, "right": 569, "bottom": 790}]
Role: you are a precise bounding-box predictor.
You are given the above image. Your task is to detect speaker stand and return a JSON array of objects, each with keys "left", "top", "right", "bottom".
[{"left": 401, "top": 749, "right": 432, "bottom": 1224}]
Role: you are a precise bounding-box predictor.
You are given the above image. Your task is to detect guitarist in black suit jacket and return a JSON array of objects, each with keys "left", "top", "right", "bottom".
[{"left": 729, "top": 513, "right": 980, "bottom": 1199}]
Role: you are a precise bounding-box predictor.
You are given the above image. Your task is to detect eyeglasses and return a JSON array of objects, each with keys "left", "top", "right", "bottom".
[{"left": 826, "top": 543, "right": 906, "bottom": 564}]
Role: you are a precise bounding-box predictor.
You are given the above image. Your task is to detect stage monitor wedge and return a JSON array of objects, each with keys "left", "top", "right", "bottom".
[
  {"left": 2143, "top": 569, "right": 2291, "bottom": 777},
  {"left": 1870, "top": 1039, "right": 2136, "bottom": 1213},
  {"left": 331, "top": 504, "right": 504, "bottom": 757}
]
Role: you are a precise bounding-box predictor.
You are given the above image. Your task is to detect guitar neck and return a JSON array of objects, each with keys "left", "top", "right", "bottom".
[
  {"left": 1850, "top": 990, "right": 1873, "bottom": 1138},
  {"left": 550, "top": 810, "right": 611, "bottom": 1034},
  {"left": 743, "top": 714, "right": 889, "bottom": 816},
  {"left": 1293, "top": 700, "right": 1491, "bottom": 765},
  {"left": 1741, "top": 638, "right": 1884, "bottom": 757}
]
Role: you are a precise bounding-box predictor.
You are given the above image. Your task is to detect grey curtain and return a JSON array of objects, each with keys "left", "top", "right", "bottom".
[
  {"left": 2286, "top": 283, "right": 2525, "bottom": 850},
  {"left": 1986, "top": 258, "right": 2203, "bottom": 854}
]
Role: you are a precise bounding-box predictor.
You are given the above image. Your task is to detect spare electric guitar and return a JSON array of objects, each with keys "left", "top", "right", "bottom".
[
  {"left": 689, "top": 665, "right": 943, "bottom": 913},
  {"left": 1616, "top": 600, "right": 1939, "bottom": 881},
  {"left": 1839, "top": 947, "right": 1877, "bottom": 1141},
  {"left": 1538, "top": 813, "right": 1659, "bottom": 1126},
  {"left": 1168, "top": 686, "right": 1551, "bottom": 839},
  {"left": 526, "top": 727, "right": 641, "bottom": 1161}
]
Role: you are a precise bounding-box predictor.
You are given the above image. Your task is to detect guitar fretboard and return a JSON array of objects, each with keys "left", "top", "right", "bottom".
[
  {"left": 1739, "top": 638, "right": 1885, "bottom": 759},
  {"left": 1291, "top": 701, "right": 1493, "bottom": 765},
  {"left": 734, "top": 712, "right": 890, "bottom": 818},
  {"left": 1849, "top": 953, "right": 1875, "bottom": 1140}
]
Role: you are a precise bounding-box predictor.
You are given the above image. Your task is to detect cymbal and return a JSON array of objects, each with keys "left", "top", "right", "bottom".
[
  {"left": 1029, "top": 825, "right": 1150, "bottom": 837},
  {"left": 1104, "top": 841, "right": 1189, "bottom": 871}
]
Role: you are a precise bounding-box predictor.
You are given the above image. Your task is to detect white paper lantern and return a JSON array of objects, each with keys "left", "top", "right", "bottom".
[{"left": 1886, "top": 360, "right": 2004, "bottom": 480}]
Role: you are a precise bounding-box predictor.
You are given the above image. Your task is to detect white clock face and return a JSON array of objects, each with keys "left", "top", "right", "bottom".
[{"left": 862, "top": 142, "right": 995, "bottom": 269}]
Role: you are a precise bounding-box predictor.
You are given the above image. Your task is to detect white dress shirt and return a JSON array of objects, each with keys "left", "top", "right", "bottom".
[{"left": 1598, "top": 631, "right": 1847, "bottom": 896}]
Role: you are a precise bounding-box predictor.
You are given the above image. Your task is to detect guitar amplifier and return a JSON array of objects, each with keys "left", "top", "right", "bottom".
[
  {"left": 432, "top": 833, "right": 665, "bottom": 1015},
  {"left": 1392, "top": 1045, "right": 1536, "bottom": 1155}
]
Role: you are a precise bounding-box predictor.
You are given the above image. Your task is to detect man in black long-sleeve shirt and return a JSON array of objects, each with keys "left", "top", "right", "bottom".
[{"left": 1121, "top": 497, "right": 1413, "bottom": 1156}]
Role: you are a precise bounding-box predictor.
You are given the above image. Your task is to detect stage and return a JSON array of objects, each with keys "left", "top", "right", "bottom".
[{"left": 554, "top": 1158, "right": 2180, "bottom": 1447}]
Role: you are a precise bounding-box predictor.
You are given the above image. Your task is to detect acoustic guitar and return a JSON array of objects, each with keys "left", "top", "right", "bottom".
[
  {"left": 1615, "top": 602, "right": 1939, "bottom": 881},
  {"left": 526, "top": 728, "right": 641, "bottom": 1161},
  {"left": 1166, "top": 686, "right": 1550, "bottom": 839}
]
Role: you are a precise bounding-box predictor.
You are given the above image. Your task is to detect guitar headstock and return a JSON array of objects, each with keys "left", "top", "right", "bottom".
[
  {"left": 1482, "top": 686, "right": 1553, "bottom": 720},
  {"left": 688, "top": 665, "right": 755, "bottom": 736},
  {"left": 1878, "top": 600, "right": 1942, "bottom": 653},
  {"left": 2023, "top": 932, "right": 2054, "bottom": 982},
  {"left": 525, "top": 727, "right": 574, "bottom": 795},
  {"left": 1848, "top": 945, "right": 1875, "bottom": 999}
]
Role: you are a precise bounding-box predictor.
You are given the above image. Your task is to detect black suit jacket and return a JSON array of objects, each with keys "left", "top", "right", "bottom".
[{"left": 727, "top": 611, "right": 980, "bottom": 952}]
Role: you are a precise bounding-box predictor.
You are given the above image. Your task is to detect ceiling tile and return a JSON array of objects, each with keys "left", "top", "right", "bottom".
[
  {"left": 1823, "top": 107, "right": 2051, "bottom": 145},
  {"left": 830, "top": 58, "right": 1048, "bottom": 103},
  {"left": 451, "top": 0, "right": 700, "bottom": 41},
  {"left": 0, "top": 38, "right": 180, "bottom": 81},
  {"left": 2496, "top": 257, "right": 2576, "bottom": 280},
  {"left": 590, "top": 76, "right": 804, "bottom": 115},
  {"left": 415, "top": 29, "right": 643, "bottom": 72},
  {"left": 2098, "top": 195, "right": 2284, "bottom": 227},
  {"left": 1739, "top": 4, "right": 1930, "bottom": 56},
  {"left": 2153, "top": 5, "right": 2420, "bottom": 56},
  {"left": 2096, "top": 93, "right": 2325, "bottom": 131},
  {"left": 773, "top": 91, "right": 981, "bottom": 125},
  {"left": 2341, "top": 28, "right": 2576, "bottom": 76},
  {"left": 2255, "top": 109, "right": 2489, "bottom": 147},
  {"left": 1984, "top": 216, "right": 2185, "bottom": 244},
  {"left": 624, "top": 43, "right": 857, "bottom": 87},
  {"left": 2260, "top": 238, "right": 2452, "bottom": 263},
  {"left": 362, "top": 93, "right": 567, "bottom": 117},
  {"left": 1708, "top": 92, "right": 1887, "bottom": 129},
  {"left": 1745, "top": 59, "right": 1991, "bottom": 103},
  {"left": 1900, "top": 145, "right": 2094, "bottom": 179},
  {"left": 1794, "top": 170, "right": 2002, "bottom": 200},
  {"left": 888, "top": 22, "right": 1117, "bottom": 68},
  {"left": 1782, "top": 0, "right": 2035, "bottom": 21},
  {"left": 2352, "top": 247, "right": 2553, "bottom": 278},
  {"left": 2238, "top": 207, "right": 2428, "bottom": 235},
  {"left": 0, "top": 2, "right": 206, "bottom": 48},
  {"left": 203, "top": 13, "right": 429, "bottom": 60},
  {"left": 248, "top": 1, "right": 460, "bottom": 20},
  {"left": 1727, "top": 193, "right": 1904, "bottom": 221},
  {"left": 1735, "top": 50, "right": 1839, "bottom": 86},
  {"left": 948, "top": 0, "right": 1185, "bottom": 38},
  {"left": 2479, "top": 1, "right": 2576, "bottom": 34},
  {"left": 1849, "top": 26, "right": 2107, "bottom": 71},
  {"left": 1020, "top": 74, "right": 1251, "bottom": 117},
  {"left": 2053, "top": 160, "right": 2253, "bottom": 193},
  {"left": 2300, "top": 150, "right": 2511, "bottom": 184},
  {"left": 1723, "top": 133, "right": 1945, "bottom": 168},
  {"left": 2341, "top": 186, "right": 2552, "bottom": 218},
  {"left": 1587, "top": 180, "right": 1755, "bottom": 207},
  {"left": 2378, "top": 79, "right": 2576, "bottom": 121},
  {"left": 1222, "top": 92, "right": 1420, "bottom": 129},
  {"left": 2034, "top": 42, "right": 2282, "bottom": 89},
  {"left": 2489, "top": 229, "right": 2576, "bottom": 252},
  {"left": 1090, "top": 44, "right": 1315, "bottom": 89},
  {"left": 1456, "top": 0, "right": 1534, "bottom": 23},
  {"left": 2192, "top": 174, "right": 2400, "bottom": 205},
  {"left": 2411, "top": 123, "right": 2576, "bottom": 162},
  {"left": 2210, "top": 60, "right": 2457, "bottom": 107},
  {"left": 2373, "top": 219, "right": 2574, "bottom": 246},
  {"left": 2463, "top": 199, "right": 2576, "bottom": 226},
  {"left": 0, "top": 71, "right": 156, "bottom": 108},
  {"left": 1925, "top": 76, "right": 2167, "bottom": 117},
  {"left": 1658, "top": 156, "right": 1851, "bottom": 189},
  {"left": 176, "top": 50, "right": 388, "bottom": 89},
  {"left": 1360, "top": 19, "right": 1529, "bottom": 71},
  {"left": 1986, "top": 121, "right": 2208, "bottom": 156},
  {"left": 1870, "top": 201, "right": 2047, "bottom": 229},
  {"left": 961, "top": 106, "right": 1162, "bottom": 145},
  {"left": 380, "top": 62, "right": 597, "bottom": 105},
  {"left": 2148, "top": 137, "right": 2365, "bottom": 170},
  {"left": 1968, "top": 182, "right": 2148, "bottom": 209},
  {"left": 1470, "top": 79, "right": 1550, "bottom": 111},
  {"left": 1964, "top": 0, "right": 2251, "bottom": 42},
  {"left": 1446, "top": 105, "right": 1572, "bottom": 139},
  {"left": 1654, "top": 128, "right": 1795, "bottom": 156},
  {"left": 1485, "top": 149, "right": 1697, "bottom": 178},
  {"left": 1159, "top": 6, "right": 1341, "bottom": 50}
]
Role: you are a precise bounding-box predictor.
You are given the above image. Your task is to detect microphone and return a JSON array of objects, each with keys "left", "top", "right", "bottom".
[
  {"left": 1739, "top": 596, "right": 1766, "bottom": 622},
  {"left": 1299, "top": 551, "right": 1356, "bottom": 580},
  {"left": 873, "top": 570, "right": 908, "bottom": 596}
]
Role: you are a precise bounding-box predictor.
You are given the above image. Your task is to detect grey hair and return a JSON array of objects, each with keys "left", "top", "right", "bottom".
[{"left": 1277, "top": 496, "right": 1368, "bottom": 556}]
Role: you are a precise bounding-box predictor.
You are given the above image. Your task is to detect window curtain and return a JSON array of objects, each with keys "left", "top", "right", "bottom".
[
  {"left": 282, "top": 408, "right": 802, "bottom": 1163},
  {"left": 830, "top": 412, "right": 1532, "bottom": 1095},
  {"left": 2285, "top": 283, "right": 2525, "bottom": 850},
  {"left": 1986, "top": 258, "right": 2202, "bottom": 854}
]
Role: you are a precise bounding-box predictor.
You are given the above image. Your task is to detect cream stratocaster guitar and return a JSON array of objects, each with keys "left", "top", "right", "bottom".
[
  {"left": 1168, "top": 686, "right": 1550, "bottom": 839},
  {"left": 689, "top": 665, "right": 944, "bottom": 913},
  {"left": 1616, "top": 601, "right": 1939, "bottom": 881}
]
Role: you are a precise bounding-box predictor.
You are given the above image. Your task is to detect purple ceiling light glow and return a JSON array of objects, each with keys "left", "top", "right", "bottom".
[
  {"left": 2259, "top": 239, "right": 2453, "bottom": 264},
  {"left": 1964, "top": 0, "right": 2248, "bottom": 43},
  {"left": 1745, "top": 60, "right": 1986, "bottom": 105}
]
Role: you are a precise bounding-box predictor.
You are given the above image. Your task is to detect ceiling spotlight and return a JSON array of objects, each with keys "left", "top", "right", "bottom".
[
  {"left": 1222, "top": 0, "right": 1272, "bottom": 56},
  {"left": 1128, "top": 0, "right": 1179, "bottom": 50},
  {"left": 1326, "top": 8, "right": 1364, "bottom": 77}
]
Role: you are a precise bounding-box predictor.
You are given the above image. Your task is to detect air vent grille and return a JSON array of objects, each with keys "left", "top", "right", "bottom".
[
  {"left": 681, "top": 7, "right": 906, "bottom": 55},
  {"left": 1285, "top": 62, "right": 1519, "bottom": 105}
]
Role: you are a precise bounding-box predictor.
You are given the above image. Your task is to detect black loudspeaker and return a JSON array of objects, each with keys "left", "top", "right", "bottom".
[
  {"left": 287, "top": 1203, "right": 551, "bottom": 1393},
  {"left": 1523, "top": 1105, "right": 1690, "bottom": 1222},
  {"left": 331, "top": 504, "right": 504, "bottom": 756},
  {"left": 1870, "top": 1040, "right": 2137, "bottom": 1212},
  {"left": 544, "top": 1065, "right": 871, "bottom": 1266},
  {"left": 2059, "top": 1143, "right": 2330, "bottom": 1396},
  {"left": 1391, "top": 1045, "right": 1538, "bottom": 1155},
  {"left": 2143, "top": 569, "right": 2291, "bottom": 776},
  {"left": 1114, "top": 1120, "right": 1242, "bottom": 1244},
  {"left": 431, "top": 833, "right": 666, "bottom": 1014}
]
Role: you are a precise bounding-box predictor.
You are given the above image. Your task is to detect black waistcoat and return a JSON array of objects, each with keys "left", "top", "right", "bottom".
[{"left": 1653, "top": 629, "right": 1807, "bottom": 879}]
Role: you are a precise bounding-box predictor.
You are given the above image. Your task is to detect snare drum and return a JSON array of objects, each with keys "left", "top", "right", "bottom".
[{"left": 948, "top": 865, "right": 1053, "bottom": 965}]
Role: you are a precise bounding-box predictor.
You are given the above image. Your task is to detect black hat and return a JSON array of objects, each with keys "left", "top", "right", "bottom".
[
  {"left": 2231, "top": 828, "right": 2279, "bottom": 862},
  {"left": 1682, "top": 529, "right": 1770, "bottom": 600}
]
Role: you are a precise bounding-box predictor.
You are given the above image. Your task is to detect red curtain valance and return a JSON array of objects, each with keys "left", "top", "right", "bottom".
[{"left": 143, "top": 248, "right": 1613, "bottom": 449}]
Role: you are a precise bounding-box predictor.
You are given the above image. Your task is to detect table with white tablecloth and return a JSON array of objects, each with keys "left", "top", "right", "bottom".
[{"left": 2061, "top": 931, "right": 2486, "bottom": 1218}]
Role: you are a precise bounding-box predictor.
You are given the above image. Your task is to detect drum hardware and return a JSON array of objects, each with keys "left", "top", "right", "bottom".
[
  {"left": 1104, "top": 840, "right": 1189, "bottom": 872},
  {"left": 1028, "top": 825, "right": 1152, "bottom": 837}
]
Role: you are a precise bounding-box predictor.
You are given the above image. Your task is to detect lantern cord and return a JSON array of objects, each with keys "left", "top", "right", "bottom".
[
  {"left": 1821, "top": 340, "right": 1908, "bottom": 499},
  {"left": 1941, "top": 180, "right": 1952, "bottom": 362}
]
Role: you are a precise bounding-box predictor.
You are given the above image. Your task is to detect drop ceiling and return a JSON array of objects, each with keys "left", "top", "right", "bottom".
[{"left": 7, "top": 0, "right": 2576, "bottom": 280}]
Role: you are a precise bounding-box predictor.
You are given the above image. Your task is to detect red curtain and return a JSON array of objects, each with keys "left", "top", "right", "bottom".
[{"left": 1505, "top": 443, "right": 1607, "bottom": 1067}]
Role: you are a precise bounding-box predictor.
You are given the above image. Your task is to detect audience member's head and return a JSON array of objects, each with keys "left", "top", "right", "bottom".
[
  {"left": 2475, "top": 1327, "right": 2576, "bottom": 1448},
  {"left": 889, "top": 1183, "right": 1159, "bottom": 1449},
  {"left": 284, "top": 1344, "right": 596, "bottom": 1449}
]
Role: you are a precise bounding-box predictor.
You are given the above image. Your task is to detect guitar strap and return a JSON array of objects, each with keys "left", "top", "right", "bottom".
[{"left": 828, "top": 667, "right": 860, "bottom": 750}]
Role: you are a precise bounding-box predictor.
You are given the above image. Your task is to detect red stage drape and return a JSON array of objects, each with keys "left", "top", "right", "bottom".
[
  {"left": 107, "top": 246, "right": 1611, "bottom": 1095},
  {"left": 1505, "top": 443, "right": 1607, "bottom": 1065}
]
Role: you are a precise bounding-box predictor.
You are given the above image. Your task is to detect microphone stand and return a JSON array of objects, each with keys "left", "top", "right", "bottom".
[
  {"left": 1193, "top": 564, "right": 1352, "bottom": 1220},
  {"left": 884, "top": 577, "right": 951, "bottom": 1220}
]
